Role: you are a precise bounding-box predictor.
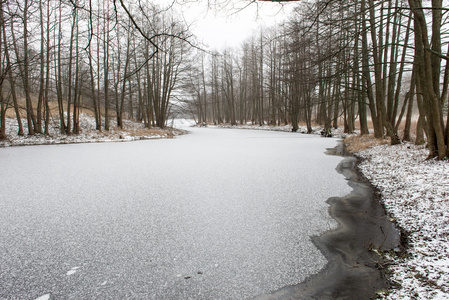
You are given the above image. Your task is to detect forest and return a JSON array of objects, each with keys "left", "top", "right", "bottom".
[{"left": 0, "top": 0, "right": 448, "bottom": 159}]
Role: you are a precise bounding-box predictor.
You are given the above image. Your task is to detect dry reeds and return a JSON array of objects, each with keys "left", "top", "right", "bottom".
[
  {"left": 118, "top": 127, "right": 174, "bottom": 138},
  {"left": 344, "top": 134, "right": 391, "bottom": 154}
]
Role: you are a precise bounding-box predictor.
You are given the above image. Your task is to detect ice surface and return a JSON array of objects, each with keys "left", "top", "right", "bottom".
[{"left": 0, "top": 127, "right": 350, "bottom": 299}]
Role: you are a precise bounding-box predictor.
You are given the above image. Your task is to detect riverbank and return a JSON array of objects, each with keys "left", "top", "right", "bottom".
[
  {"left": 352, "top": 141, "right": 449, "bottom": 299},
  {"left": 0, "top": 114, "right": 186, "bottom": 147},
  {"left": 212, "top": 123, "right": 348, "bottom": 138},
  {"left": 294, "top": 137, "right": 449, "bottom": 299}
]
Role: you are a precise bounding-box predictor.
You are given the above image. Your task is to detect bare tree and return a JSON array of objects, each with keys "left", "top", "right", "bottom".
[{"left": 408, "top": 0, "right": 448, "bottom": 159}]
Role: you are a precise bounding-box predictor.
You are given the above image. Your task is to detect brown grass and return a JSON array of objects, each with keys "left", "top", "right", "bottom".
[
  {"left": 344, "top": 134, "right": 391, "bottom": 154},
  {"left": 4, "top": 99, "right": 96, "bottom": 119},
  {"left": 119, "top": 127, "right": 174, "bottom": 137},
  {"left": 342, "top": 114, "right": 423, "bottom": 154}
]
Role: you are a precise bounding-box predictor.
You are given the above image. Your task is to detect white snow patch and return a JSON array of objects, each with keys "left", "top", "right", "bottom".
[
  {"left": 169, "top": 118, "right": 196, "bottom": 129},
  {"left": 34, "top": 294, "right": 51, "bottom": 300},
  {"left": 356, "top": 143, "right": 449, "bottom": 299},
  {"left": 66, "top": 266, "right": 81, "bottom": 276}
]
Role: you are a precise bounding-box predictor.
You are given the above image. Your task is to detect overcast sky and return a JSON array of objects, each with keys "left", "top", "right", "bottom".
[{"left": 155, "top": 0, "right": 297, "bottom": 50}]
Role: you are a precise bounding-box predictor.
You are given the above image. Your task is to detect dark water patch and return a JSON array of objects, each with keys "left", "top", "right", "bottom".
[
  {"left": 325, "top": 139, "right": 352, "bottom": 157},
  {"left": 255, "top": 148, "right": 401, "bottom": 299}
]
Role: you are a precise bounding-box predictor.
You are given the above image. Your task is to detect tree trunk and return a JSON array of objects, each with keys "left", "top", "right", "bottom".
[
  {"left": 1, "top": 9, "right": 23, "bottom": 136},
  {"left": 56, "top": 3, "right": 66, "bottom": 134},
  {"left": 11, "top": 0, "right": 36, "bottom": 135},
  {"left": 409, "top": 0, "right": 447, "bottom": 159}
]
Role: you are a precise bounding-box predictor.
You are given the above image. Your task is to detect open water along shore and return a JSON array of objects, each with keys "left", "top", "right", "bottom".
[{"left": 255, "top": 144, "right": 401, "bottom": 299}]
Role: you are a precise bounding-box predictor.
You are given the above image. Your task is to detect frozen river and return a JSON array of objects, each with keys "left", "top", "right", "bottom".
[{"left": 0, "top": 127, "right": 351, "bottom": 299}]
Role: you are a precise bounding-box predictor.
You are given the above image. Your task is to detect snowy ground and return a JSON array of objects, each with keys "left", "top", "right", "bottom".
[
  {"left": 0, "top": 114, "right": 185, "bottom": 147},
  {"left": 355, "top": 143, "right": 449, "bottom": 299},
  {"left": 210, "top": 122, "right": 350, "bottom": 138}
]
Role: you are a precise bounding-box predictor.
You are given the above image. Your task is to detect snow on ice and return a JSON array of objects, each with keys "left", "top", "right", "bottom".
[
  {"left": 3, "top": 116, "right": 447, "bottom": 299},
  {"left": 356, "top": 143, "right": 449, "bottom": 299}
]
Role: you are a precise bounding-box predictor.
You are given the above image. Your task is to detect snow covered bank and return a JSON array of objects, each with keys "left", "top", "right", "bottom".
[
  {"left": 355, "top": 143, "right": 449, "bottom": 299},
  {"left": 210, "top": 123, "right": 349, "bottom": 138},
  {"left": 0, "top": 114, "right": 185, "bottom": 147}
]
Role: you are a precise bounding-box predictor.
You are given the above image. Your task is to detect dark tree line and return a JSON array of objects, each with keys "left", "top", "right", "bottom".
[
  {"left": 187, "top": 0, "right": 449, "bottom": 159},
  {"left": 1, "top": 0, "right": 448, "bottom": 159},
  {"left": 0, "top": 0, "right": 192, "bottom": 139}
]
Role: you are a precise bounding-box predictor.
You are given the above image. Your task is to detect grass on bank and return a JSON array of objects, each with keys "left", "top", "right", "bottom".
[{"left": 344, "top": 134, "right": 391, "bottom": 153}]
